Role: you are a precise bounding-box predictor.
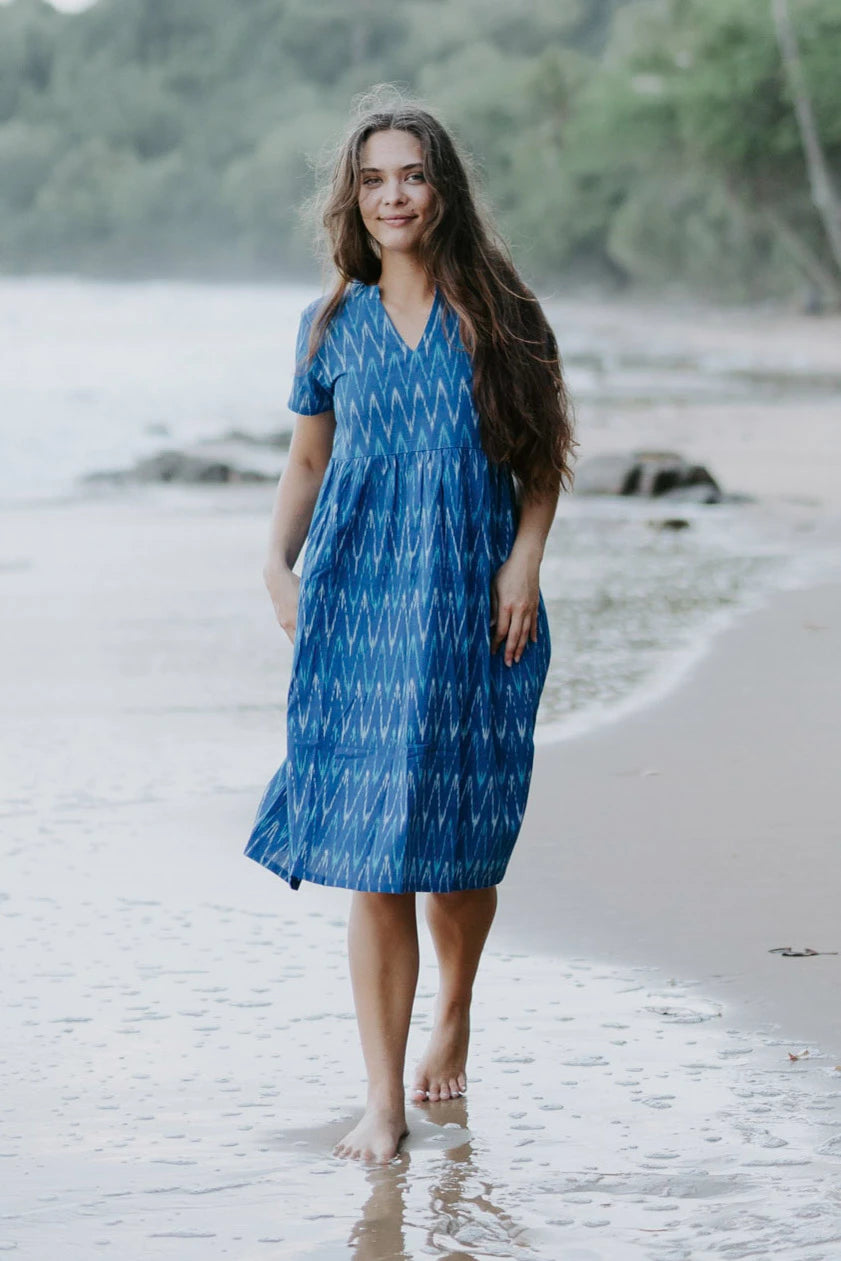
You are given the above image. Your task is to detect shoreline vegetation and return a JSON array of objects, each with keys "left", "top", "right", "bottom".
[{"left": 1, "top": 0, "right": 840, "bottom": 304}]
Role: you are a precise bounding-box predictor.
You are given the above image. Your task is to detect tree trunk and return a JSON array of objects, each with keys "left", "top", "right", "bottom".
[
  {"left": 771, "top": 0, "right": 841, "bottom": 279},
  {"left": 762, "top": 205, "right": 841, "bottom": 305}
]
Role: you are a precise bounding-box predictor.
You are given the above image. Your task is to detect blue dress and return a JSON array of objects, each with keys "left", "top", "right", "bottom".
[{"left": 244, "top": 281, "right": 551, "bottom": 893}]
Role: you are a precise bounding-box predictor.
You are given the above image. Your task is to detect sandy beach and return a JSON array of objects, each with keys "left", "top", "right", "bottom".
[
  {"left": 506, "top": 574, "right": 841, "bottom": 1054},
  {"left": 2, "top": 487, "right": 841, "bottom": 1259},
  {"left": 2, "top": 289, "right": 841, "bottom": 1258}
]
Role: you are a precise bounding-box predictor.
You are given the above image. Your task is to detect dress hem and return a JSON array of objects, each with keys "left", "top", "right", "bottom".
[{"left": 243, "top": 847, "right": 506, "bottom": 895}]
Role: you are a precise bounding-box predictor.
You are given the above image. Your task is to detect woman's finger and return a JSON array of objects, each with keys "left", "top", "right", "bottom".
[
  {"left": 512, "top": 612, "right": 532, "bottom": 664},
  {"left": 491, "top": 602, "right": 510, "bottom": 653},
  {"left": 492, "top": 621, "right": 507, "bottom": 653},
  {"left": 504, "top": 609, "right": 526, "bottom": 665}
]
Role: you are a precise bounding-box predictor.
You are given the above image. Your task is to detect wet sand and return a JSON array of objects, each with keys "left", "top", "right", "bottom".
[
  {"left": 505, "top": 574, "right": 841, "bottom": 1056},
  {"left": 4, "top": 278, "right": 841, "bottom": 1257},
  {"left": 2, "top": 490, "right": 841, "bottom": 1258}
]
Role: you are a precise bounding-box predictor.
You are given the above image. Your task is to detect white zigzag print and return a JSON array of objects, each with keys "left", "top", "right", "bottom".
[{"left": 244, "top": 281, "right": 552, "bottom": 893}]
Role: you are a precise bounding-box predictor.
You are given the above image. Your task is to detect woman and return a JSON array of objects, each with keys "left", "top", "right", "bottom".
[{"left": 244, "top": 92, "right": 575, "bottom": 1164}]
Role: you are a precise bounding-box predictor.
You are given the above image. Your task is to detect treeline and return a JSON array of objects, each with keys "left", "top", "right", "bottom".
[{"left": 0, "top": 0, "right": 839, "bottom": 300}]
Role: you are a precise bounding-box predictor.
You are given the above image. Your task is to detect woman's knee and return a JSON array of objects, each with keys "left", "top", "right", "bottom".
[
  {"left": 353, "top": 890, "right": 417, "bottom": 922},
  {"left": 427, "top": 886, "right": 498, "bottom": 917}
]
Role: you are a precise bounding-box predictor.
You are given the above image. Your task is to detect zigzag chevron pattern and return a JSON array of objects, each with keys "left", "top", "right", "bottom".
[{"left": 244, "top": 282, "right": 551, "bottom": 893}]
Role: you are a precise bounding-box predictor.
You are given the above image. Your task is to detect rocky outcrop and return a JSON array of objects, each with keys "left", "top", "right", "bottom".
[
  {"left": 84, "top": 450, "right": 275, "bottom": 485},
  {"left": 82, "top": 434, "right": 285, "bottom": 486},
  {"left": 574, "top": 450, "right": 723, "bottom": 501}
]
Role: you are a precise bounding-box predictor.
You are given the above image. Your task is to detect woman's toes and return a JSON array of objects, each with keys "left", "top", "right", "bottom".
[
  {"left": 412, "top": 1071, "right": 430, "bottom": 1099},
  {"left": 334, "top": 1108, "right": 407, "bottom": 1162},
  {"left": 413, "top": 1007, "right": 470, "bottom": 1105}
]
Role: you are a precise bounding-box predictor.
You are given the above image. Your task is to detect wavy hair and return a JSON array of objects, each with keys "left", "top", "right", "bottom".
[{"left": 305, "top": 87, "right": 576, "bottom": 500}]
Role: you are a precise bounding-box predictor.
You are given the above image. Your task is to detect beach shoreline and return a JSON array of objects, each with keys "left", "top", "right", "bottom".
[
  {"left": 3, "top": 488, "right": 841, "bottom": 1257},
  {"left": 501, "top": 573, "right": 841, "bottom": 1059},
  {"left": 3, "top": 488, "right": 838, "bottom": 1055}
]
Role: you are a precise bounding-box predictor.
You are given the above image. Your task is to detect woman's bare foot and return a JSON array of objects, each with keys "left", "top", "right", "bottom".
[
  {"left": 412, "top": 1002, "right": 470, "bottom": 1102},
  {"left": 334, "top": 1102, "right": 408, "bottom": 1163}
]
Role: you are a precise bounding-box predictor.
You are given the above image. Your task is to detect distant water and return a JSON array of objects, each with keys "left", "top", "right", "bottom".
[
  {"left": 1, "top": 276, "right": 834, "bottom": 741},
  {"left": 0, "top": 277, "right": 316, "bottom": 500}
]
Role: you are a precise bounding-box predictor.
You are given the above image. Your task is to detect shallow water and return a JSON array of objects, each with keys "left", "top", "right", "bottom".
[
  {"left": 535, "top": 492, "right": 837, "bottom": 740},
  {"left": 5, "top": 651, "right": 841, "bottom": 1258},
  {"left": 5, "top": 845, "right": 841, "bottom": 1260},
  {"left": 2, "top": 497, "right": 840, "bottom": 1259}
]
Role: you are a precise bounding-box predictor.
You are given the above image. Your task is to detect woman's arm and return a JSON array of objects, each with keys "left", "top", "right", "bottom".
[
  {"left": 491, "top": 484, "right": 560, "bottom": 667},
  {"left": 263, "top": 409, "right": 335, "bottom": 642},
  {"left": 510, "top": 485, "right": 560, "bottom": 566}
]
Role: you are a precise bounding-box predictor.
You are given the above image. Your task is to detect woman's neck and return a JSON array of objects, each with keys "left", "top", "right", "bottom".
[{"left": 377, "top": 252, "right": 434, "bottom": 308}]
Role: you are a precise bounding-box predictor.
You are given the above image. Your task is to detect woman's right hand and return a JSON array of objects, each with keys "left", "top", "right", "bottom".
[{"left": 263, "top": 561, "right": 300, "bottom": 646}]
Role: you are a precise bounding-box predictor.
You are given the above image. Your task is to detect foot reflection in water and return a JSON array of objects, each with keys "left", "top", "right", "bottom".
[
  {"left": 348, "top": 1158, "right": 411, "bottom": 1261},
  {"left": 348, "top": 1099, "right": 530, "bottom": 1261}
]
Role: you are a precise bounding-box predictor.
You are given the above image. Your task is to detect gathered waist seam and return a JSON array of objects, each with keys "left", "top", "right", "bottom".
[{"left": 330, "top": 444, "right": 485, "bottom": 466}]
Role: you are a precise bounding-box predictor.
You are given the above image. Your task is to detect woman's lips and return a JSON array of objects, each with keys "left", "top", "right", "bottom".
[{"left": 380, "top": 216, "right": 415, "bottom": 225}]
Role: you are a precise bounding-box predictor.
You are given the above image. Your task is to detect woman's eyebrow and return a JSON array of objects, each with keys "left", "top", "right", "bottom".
[{"left": 360, "top": 163, "right": 424, "bottom": 174}]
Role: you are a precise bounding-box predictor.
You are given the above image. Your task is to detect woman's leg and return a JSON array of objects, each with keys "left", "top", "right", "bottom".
[
  {"left": 412, "top": 886, "right": 498, "bottom": 1102},
  {"left": 335, "top": 891, "right": 419, "bottom": 1162}
]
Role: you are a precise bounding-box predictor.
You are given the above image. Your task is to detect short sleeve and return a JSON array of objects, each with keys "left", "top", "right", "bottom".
[{"left": 287, "top": 302, "right": 334, "bottom": 415}]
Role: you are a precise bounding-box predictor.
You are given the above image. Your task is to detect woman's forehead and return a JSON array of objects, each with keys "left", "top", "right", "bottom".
[{"left": 359, "top": 129, "right": 423, "bottom": 170}]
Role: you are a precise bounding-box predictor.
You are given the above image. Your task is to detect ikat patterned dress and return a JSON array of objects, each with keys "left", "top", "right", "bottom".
[{"left": 244, "top": 280, "right": 551, "bottom": 893}]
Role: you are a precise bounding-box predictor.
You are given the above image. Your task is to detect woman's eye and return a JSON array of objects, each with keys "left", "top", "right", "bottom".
[
  {"left": 407, "top": 172, "right": 425, "bottom": 182},
  {"left": 362, "top": 177, "right": 380, "bottom": 186}
]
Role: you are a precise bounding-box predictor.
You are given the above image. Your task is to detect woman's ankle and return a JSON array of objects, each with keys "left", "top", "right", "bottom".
[
  {"left": 365, "top": 1083, "right": 407, "bottom": 1114},
  {"left": 435, "top": 993, "right": 472, "bottom": 1022}
]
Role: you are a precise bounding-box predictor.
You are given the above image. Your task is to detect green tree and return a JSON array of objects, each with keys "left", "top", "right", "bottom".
[{"left": 0, "top": 0, "right": 838, "bottom": 297}]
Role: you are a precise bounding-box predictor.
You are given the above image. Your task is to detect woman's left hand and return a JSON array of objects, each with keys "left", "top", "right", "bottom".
[{"left": 490, "top": 548, "right": 541, "bottom": 666}]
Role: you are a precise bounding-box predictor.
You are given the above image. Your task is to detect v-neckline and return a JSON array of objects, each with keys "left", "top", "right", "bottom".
[{"left": 375, "top": 284, "right": 439, "bottom": 355}]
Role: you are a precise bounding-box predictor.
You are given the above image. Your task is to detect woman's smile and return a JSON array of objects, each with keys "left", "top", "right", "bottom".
[
  {"left": 358, "top": 129, "right": 433, "bottom": 253},
  {"left": 380, "top": 214, "right": 416, "bottom": 225}
]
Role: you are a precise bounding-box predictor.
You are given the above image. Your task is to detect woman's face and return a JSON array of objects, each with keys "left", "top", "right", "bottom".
[{"left": 357, "top": 129, "right": 434, "bottom": 256}]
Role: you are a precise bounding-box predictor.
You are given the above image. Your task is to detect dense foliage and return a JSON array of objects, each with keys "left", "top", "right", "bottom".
[{"left": 0, "top": 0, "right": 839, "bottom": 298}]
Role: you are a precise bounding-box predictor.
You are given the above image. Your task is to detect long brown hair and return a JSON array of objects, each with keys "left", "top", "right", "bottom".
[{"left": 306, "top": 87, "right": 576, "bottom": 500}]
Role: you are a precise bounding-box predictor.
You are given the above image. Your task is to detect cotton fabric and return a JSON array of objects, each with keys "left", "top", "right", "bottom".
[{"left": 244, "top": 281, "right": 551, "bottom": 892}]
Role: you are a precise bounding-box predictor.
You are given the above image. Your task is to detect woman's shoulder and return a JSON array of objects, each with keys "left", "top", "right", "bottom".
[
  {"left": 302, "top": 278, "right": 368, "bottom": 322},
  {"left": 340, "top": 280, "right": 372, "bottom": 321},
  {"left": 298, "top": 284, "right": 370, "bottom": 355}
]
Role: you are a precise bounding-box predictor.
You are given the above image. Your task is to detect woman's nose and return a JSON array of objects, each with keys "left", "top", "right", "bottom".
[{"left": 383, "top": 180, "right": 406, "bottom": 204}]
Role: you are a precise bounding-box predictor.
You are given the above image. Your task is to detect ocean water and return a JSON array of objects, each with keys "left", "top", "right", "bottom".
[
  {"left": 534, "top": 492, "right": 835, "bottom": 740},
  {"left": 1, "top": 276, "right": 835, "bottom": 743}
]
